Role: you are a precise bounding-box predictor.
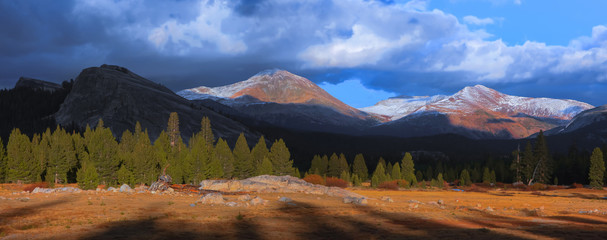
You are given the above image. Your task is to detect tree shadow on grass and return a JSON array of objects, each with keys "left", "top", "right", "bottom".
[
  {"left": 0, "top": 198, "right": 70, "bottom": 233},
  {"left": 277, "top": 201, "right": 526, "bottom": 240}
]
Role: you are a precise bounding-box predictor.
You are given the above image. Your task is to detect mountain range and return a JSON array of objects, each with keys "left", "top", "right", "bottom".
[
  {"left": 5, "top": 65, "right": 607, "bottom": 157},
  {"left": 179, "top": 69, "right": 594, "bottom": 139}
]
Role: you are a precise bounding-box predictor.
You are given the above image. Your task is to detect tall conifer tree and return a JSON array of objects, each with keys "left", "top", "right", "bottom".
[
  {"left": 233, "top": 133, "right": 253, "bottom": 178},
  {"left": 6, "top": 129, "right": 35, "bottom": 183},
  {"left": 214, "top": 138, "right": 234, "bottom": 178},
  {"left": 589, "top": 147, "right": 605, "bottom": 189},
  {"left": 401, "top": 152, "right": 416, "bottom": 185},
  {"left": 352, "top": 154, "right": 368, "bottom": 180},
  {"left": 327, "top": 153, "right": 340, "bottom": 177},
  {"left": 269, "top": 139, "right": 293, "bottom": 175}
]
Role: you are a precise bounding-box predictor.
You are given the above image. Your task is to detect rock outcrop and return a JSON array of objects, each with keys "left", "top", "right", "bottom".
[
  {"left": 199, "top": 175, "right": 364, "bottom": 199},
  {"left": 55, "top": 64, "right": 257, "bottom": 142}
]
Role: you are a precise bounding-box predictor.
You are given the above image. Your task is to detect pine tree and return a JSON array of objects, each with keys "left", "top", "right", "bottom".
[
  {"left": 167, "top": 112, "right": 180, "bottom": 148},
  {"left": 308, "top": 155, "right": 323, "bottom": 175},
  {"left": 214, "top": 138, "right": 234, "bottom": 178},
  {"left": 340, "top": 170, "right": 351, "bottom": 183},
  {"left": 200, "top": 116, "right": 215, "bottom": 147},
  {"left": 351, "top": 174, "right": 362, "bottom": 186},
  {"left": 352, "top": 154, "right": 368, "bottom": 180},
  {"left": 77, "top": 160, "right": 100, "bottom": 190},
  {"left": 338, "top": 153, "right": 349, "bottom": 177},
  {"left": 205, "top": 144, "right": 224, "bottom": 179},
  {"left": 85, "top": 120, "right": 119, "bottom": 185},
  {"left": 46, "top": 126, "right": 77, "bottom": 185},
  {"left": 521, "top": 141, "right": 534, "bottom": 183},
  {"left": 401, "top": 152, "right": 416, "bottom": 186},
  {"left": 117, "top": 164, "right": 133, "bottom": 186},
  {"left": 482, "top": 167, "right": 491, "bottom": 184},
  {"left": 292, "top": 168, "right": 301, "bottom": 178},
  {"left": 490, "top": 170, "right": 496, "bottom": 184},
  {"left": 251, "top": 136, "right": 269, "bottom": 173},
  {"left": 531, "top": 130, "right": 552, "bottom": 184},
  {"left": 589, "top": 147, "right": 605, "bottom": 189},
  {"left": 30, "top": 133, "right": 47, "bottom": 183},
  {"left": 391, "top": 162, "right": 401, "bottom": 180},
  {"left": 327, "top": 153, "right": 340, "bottom": 177},
  {"left": 371, "top": 162, "right": 387, "bottom": 187},
  {"left": 188, "top": 129, "right": 210, "bottom": 183},
  {"left": 386, "top": 162, "right": 393, "bottom": 180},
  {"left": 319, "top": 155, "right": 329, "bottom": 176},
  {"left": 415, "top": 170, "right": 423, "bottom": 183},
  {"left": 153, "top": 131, "right": 171, "bottom": 178},
  {"left": 233, "top": 133, "right": 253, "bottom": 179},
  {"left": 6, "top": 129, "right": 36, "bottom": 183},
  {"left": 269, "top": 139, "right": 293, "bottom": 175},
  {"left": 256, "top": 157, "right": 273, "bottom": 176},
  {"left": 459, "top": 169, "right": 471, "bottom": 186},
  {"left": 0, "top": 138, "right": 6, "bottom": 183},
  {"left": 132, "top": 129, "right": 156, "bottom": 185},
  {"left": 436, "top": 173, "right": 444, "bottom": 188}
]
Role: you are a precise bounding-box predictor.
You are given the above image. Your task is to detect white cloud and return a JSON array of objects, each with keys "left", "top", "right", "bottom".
[
  {"left": 299, "top": 24, "right": 418, "bottom": 67},
  {"left": 514, "top": 0, "right": 522, "bottom": 5},
  {"left": 148, "top": 0, "right": 247, "bottom": 54},
  {"left": 462, "top": 16, "right": 495, "bottom": 26}
]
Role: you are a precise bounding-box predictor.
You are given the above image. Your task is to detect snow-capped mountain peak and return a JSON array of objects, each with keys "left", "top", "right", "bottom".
[{"left": 178, "top": 69, "right": 366, "bottom": 118}]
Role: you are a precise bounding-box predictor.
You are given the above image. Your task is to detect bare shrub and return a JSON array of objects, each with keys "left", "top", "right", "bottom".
[{"left": 303, "top": 174, "right": 325, "bottom": 185}]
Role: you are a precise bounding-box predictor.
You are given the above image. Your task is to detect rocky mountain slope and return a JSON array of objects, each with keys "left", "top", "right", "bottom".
[
  {"left": 364, "top": 85, "right": 593, "bottom": 139},
  {"left": 55, "top": 65, "right": 255, "bottom": 141},
  {"left": 14, "top": 77, "right": 63, "bottom": 92},
  {"left": 179, "top": 69, "right": 379, "bottom": 134}
]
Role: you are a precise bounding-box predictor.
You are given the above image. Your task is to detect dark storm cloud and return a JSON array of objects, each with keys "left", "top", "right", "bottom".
[{"left": 0, "top": 0, "right": 605, "bottom": 106}]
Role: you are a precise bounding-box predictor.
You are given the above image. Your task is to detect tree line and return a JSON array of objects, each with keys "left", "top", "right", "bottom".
[
  {"left": 0, "top": 112, "right": 299, "bottom": 189},
  {"left": 304, "top": 131, "right": 605, "bottom": 189}
]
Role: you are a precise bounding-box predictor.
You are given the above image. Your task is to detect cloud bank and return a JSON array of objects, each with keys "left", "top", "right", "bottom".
[{"left": 0, "top": 0, "right": 605, "bottom": 105}]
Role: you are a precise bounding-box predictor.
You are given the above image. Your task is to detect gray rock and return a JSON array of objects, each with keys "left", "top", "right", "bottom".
[
  {"left": 381, "top": 196, "right": 393, "bottom": 203},
  {"left": 408, "top": 200, "right": 421, "bottom": 204},
  {"left": 250, "top": 197, "right": 267, "bottom": 206},
  {"left": 199, "top": 175, "right": 365, "bottom": 199},
  {"left": 119, "top": 184, "right": 132, "bottom": 193},
  {"left": 486, "top": 207, "right": 494, "bottom": 212},
  {"left": 55, "top": 64, "right": 255, "bottom": 145},
  {"left": 278, "top": 197, "right": 292, "bottom": 203},
  {"left": 189, "top": 203, "right": 196, "bottom": 207},
  {"left": 225, "top": 202, "right": 239, "bottom": 207},
  {"left": 343, "top": 197, "right": 367, "bottom": 205},
  {"left": 198, "top": 193, "right": 225, "bottom": 205},
  {"left": 107, "top": 187, "right": 118, "bottom": 192},
  {"left": 238, "top": 194, "right": 252, "bottom": 201},
  {"left": 438, "top": 199, "right": 444, "bottom": 205}
]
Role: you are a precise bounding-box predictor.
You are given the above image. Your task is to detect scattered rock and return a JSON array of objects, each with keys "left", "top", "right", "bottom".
[
  {"left": 408, "top": 200, "right": 421, "bottom": 204},
  {"left": 238, "top": 195, "right": 252, "bottom": 202},
  {"left": 476, "top": 203, "right": 482, "bottom": 208},
  {"left": 279, "top": 197, "right": 292, "bottom": 203},
  {"left": 343, "top": 197, "right": 367, "bottom": 205},
  {"left": 198, "top": 193, "right": 226, "bottom": 205},
  {"left": 250, "top": 197, "right": 267, "bottom": 206},
  {"left": 438, "top": 199, "right": 444, "bottom": 205},
  {"left": 428, "top": 201, "right": 438, "bottom": 206},
  {"left": 408, "top": 203, "right": 419, "bottom": 209},
  {"left": 119, "top": 184, "right": 133, "bottom": 193},
  {"left": 189, "top": 203, "right": 196, "bottom": 207},
  {"left": 381, "top": 196, "right": 393, "bottom": 203},
  {"left": 287, "top": 202, "right": 297, "bottom": 206},
  {"left": 486, "top": 207, "right": 494, "bottom": 212},
  {"left": 107, "top": 187, "right": 118, "bottom": 192},
  {"left": 225, "top": 202, "right": 239, "bottom": 207},
  {"left": 166, "top": 187, "right": 175, "bottom": 193}
]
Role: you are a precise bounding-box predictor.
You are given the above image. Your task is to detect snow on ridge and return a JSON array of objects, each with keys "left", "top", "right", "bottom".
[{"left": 359, "top": 84, "right": 594, "bottom": 121}]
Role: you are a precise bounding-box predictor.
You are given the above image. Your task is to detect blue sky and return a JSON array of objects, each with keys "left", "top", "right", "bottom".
[{"left": 1, "top": 0, "right": 606, "bottom": 108}]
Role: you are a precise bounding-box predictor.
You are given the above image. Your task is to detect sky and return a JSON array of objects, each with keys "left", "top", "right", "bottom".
[{"left": 1, "top": 0, "right": 606, "bottom": 108}]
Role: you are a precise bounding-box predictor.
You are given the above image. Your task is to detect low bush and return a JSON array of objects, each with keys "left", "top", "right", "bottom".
[
  {"left": 325, "top": 177, "right": 348, "bottom": 188},
  {"left": 303, "top": 174, "right": 325, "bottom": 185},
  {"left": 23, "top": 182, "right": 48, "bottom": 192},
  {"left": 571, "top": 183, "right": 584, "bottom": 189},
  {"left": 396, "top": 179, "right": 409, "bottom": 188},
  {"left": 378, "top": 180, "right": 399, "bottom": 190},
  {"left": 530, "top": 183, "right": 547, "bottom": 191}
]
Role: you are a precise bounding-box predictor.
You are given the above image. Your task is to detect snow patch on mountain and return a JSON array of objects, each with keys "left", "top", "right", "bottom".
[{"left": 360, "top": 84, "right": 594, "bottom": 121}]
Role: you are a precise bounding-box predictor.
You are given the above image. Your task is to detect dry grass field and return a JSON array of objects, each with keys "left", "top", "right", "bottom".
[{"left": 1, "top": 184, "right": 606, "bottom": 240}]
